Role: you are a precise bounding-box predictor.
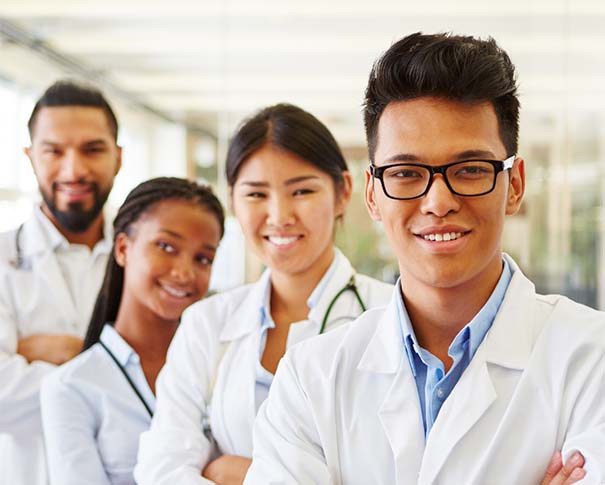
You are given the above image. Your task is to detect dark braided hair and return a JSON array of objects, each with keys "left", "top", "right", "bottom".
[{"left": 82, "top": 177, "right": 225, "bottom": 351}]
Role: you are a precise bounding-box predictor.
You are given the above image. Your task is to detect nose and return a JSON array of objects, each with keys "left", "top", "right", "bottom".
[
  {"left": 58, "top": 149, "right": 90, "bottom": 180},
  {"left": 170, "top": 254, "right": 195, "bottom": 284},
  {"left": 266, "top": 194, "right": 295, "bottom": 227},
  {"left": 419, "top": 174, "right": 461, "bottom": 217}
]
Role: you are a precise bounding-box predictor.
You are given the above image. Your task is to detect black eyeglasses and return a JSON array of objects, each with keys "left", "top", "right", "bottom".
[{"left": 369, "top": 156, "right": 515, "bottom": 200}]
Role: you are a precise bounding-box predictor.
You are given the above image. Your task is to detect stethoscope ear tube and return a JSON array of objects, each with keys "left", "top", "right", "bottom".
[
  {"left": 318, "top": 275, "right": 367, "bottom": 335},
  {"left": 10, "top": 223, "right": 24, "bottom": 270}
]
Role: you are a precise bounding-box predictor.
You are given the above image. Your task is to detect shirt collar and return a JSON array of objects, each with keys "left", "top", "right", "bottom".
[
  {"left": 99, "top": 324, "right": 140, "bottom": 367},
  {"left": 27, "top": 204, "right": 113, "bottom": 255},
  {"left": 257, "top": 248, "right": 340, "bottom": 331},
  {"left": 397, "top": 257, "right": 514, "bottom": 372}
]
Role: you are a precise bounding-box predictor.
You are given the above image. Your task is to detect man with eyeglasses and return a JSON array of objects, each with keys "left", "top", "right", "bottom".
[{"left": 244, "top": 33, "right": 604, "bottom": 484}]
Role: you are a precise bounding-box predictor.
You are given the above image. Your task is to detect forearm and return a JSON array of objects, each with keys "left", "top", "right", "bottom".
[{"left": 17, "top": 334, "right": 83, "bottom": 365}]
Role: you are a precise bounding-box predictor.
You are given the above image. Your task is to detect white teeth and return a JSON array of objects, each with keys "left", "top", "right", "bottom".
[
  {"left": 423, "top": 232, "right": 463, "bottom": 242},
  {"left": 268, "top": 236, "right": 298, "bottom": 246},
  {"left": 161, "top": 285, "right": 189, "bottom": 298}
]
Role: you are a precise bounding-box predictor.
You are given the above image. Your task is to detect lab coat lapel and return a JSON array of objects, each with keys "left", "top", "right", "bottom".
[
  {"left": 307, "top": 250, "right": 356, "bottom": 328},
  {"left": 358, "top": 296, "right": 425, "bottom": 482},
  {"left": 212, "top": 277, "right": 267, "bottom": 455},
  {"left": 287, "top": 251, "right": 356, "bottom": 344},
  {"left": 23, "top": 215, "right": 76, "bottom": 325},
  {"left": 419, "top": 346, "right": 497, "bottom": 484},
  {"left": 419, "top": 257, "right": 537, "bottom": 484}
]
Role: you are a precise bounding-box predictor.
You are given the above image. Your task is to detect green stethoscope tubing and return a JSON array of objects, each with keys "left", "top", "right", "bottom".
[{"left": 318, "top": 275, "right": 367, "bottom": 335}]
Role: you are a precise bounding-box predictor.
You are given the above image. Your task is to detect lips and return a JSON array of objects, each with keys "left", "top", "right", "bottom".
[{"left": 54, "top": 182, "right": 95, "bottom": 201}]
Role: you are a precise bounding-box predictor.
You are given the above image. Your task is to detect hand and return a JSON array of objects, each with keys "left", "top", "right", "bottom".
[
  {"left": 202, "top": 454, "right": 252, "bottom": 485},
  {"left": 17, "top": 334, "right": 83, "bottom": 365},
  {"left": 540, "top": 451, "right": 585, "bottom": 485}
]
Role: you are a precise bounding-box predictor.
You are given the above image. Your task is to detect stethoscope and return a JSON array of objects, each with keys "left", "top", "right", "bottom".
[
  {"left": 100, "top": 341, "right": 154, "bottom": 418},
  {"left": 10, "top": 223, "right": 25, "bottom": 270},
  {"left": 318, "top": 275, "right": 367, "bottom": 334}
]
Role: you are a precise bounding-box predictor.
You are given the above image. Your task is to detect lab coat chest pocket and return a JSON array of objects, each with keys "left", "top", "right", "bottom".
[
  {"left": 424, "top": 360, "right": 556, "bottom": 484},
  {"left": 14, "top": 252, "right": 75, "bottom": 334}
]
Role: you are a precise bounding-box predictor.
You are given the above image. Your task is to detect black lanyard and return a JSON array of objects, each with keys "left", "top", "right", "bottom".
[{"left": 99, "top": 341, "right": 154, "bottom": 418}]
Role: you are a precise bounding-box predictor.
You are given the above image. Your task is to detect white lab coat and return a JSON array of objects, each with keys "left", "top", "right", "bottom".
[
  {"left": 245, "top": 256, "right": 605, "bottom": 485},
  {"left": 0, "top": 207, "right": 111, "bottom": 485},
  {"left": 135, "top": 250, "right": 393, "bottom": 485}
]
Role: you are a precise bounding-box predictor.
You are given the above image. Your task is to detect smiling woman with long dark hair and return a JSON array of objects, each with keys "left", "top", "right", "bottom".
[
  {"left": 40, "top": 177, "right": 224, "bottom": 485},
  {"left": 135, "top": 104, "right": 394, "bottom": 484}
]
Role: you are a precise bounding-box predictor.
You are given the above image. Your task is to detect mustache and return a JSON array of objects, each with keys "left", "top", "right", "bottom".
[{"left": 52, "top": 180, "right": 98, "bottom": 191}]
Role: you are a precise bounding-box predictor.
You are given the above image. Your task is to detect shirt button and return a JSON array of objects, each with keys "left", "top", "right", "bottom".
[{"left": 436, "top": 387, "right": 445, "bottom": 399}]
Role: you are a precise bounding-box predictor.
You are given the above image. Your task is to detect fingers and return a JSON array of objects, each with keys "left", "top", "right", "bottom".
[
  {"left": 541, "top": 451, "right": 586, "bottom": 485},
  {"left": 560, "top": 452, "right": 585, "bottom": 485},
  {"left": 541, "top": 452, "right": 563, "bottom": 485}
]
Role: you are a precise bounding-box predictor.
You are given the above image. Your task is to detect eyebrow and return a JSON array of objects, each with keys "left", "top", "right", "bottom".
[
  {"left": 40, "top": 139, "right": 109, "bottom": 147},
  {"left": 238, "top": 175, "right": 320, "bottom": 187},
  {"left": 159, "top": 229, "right": 218, "bottom": 251},
  {"left": 383, "top": 149, "right": 499, "bottom": 164}
]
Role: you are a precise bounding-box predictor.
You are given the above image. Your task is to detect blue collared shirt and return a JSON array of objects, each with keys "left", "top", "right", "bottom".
[
  {"left": 255, "top": 253, "right": 340, "bottom": 410},
  {"left": 396, "top": 258, "right": 513, "bottom": 437},
  {"left": 40, "top": 324, "right": 154, "bottom": 485}
]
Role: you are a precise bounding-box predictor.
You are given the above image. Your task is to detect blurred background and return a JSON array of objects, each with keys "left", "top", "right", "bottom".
[{"left": 1, "top": 0, "right": 604, "bottom": 308}]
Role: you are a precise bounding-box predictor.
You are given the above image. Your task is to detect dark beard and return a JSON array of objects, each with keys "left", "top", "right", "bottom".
[{"left": 41, "top": 183, "right": 109, "bottom": 233}]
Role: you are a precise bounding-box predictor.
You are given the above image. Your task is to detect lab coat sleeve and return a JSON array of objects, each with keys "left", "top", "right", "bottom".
[
  {"left": 0, "top": 286, "right": 55, "bottom": 428},
  {"left": 560, "top": 343, "right": 605, "bottom": 485},
  {"left": 134, "top": 310, "right": 218, "bottom": 485},
  {"left": 244, "top": 351, "right": 335, "bottom": 485},
  {"left": 40, "top": 373, "right": 112, "bottom": 485}
]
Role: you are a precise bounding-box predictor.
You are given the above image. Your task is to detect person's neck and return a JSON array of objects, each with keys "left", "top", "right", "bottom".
[
  {"left": 42, "top": 204, "right": 105, "bottom": 250},
  {"left": 113, "top": 301, "right": 178, "bottom": 363},
  {"left": 269, "top": 248, "right": 335, "bottom": 326},
  {"left": 402, "top": 258, "right": 504, "bottom": 370}
]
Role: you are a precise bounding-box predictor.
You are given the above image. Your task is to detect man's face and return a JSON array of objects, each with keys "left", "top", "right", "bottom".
[
  {"left": 26, "top": 106, "right": 121, "bottom": 233},
  {"left": 365, "top": 97, "right": 524, "bottom": 296}
]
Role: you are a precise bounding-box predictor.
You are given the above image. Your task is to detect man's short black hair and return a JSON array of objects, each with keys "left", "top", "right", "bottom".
[
  {"left": 363, "top": 32, "right": 519, "bottom": 161},
  {"left": 28, "top": 80, "right": 119, "bottom": 141}
]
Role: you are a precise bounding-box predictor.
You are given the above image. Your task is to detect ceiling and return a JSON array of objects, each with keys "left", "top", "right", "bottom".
[{"left": 1, "top": 0, "right": 604, "bottom": 148}]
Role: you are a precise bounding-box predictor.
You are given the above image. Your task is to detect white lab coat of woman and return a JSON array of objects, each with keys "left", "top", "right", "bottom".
[
  {"left": 245, "top": 258, "right": 605, "bottom": 485},
  {"left": 135, "top": 250, "right": 393, "bottom": 484}
]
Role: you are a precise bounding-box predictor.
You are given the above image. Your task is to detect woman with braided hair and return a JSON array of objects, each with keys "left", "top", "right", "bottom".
[{"left": 40, "top": 177, "right": 225, "bottom": 485}]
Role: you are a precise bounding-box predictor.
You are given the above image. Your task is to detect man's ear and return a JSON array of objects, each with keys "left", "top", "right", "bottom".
[
  {"left": 505, "top": 157, "right": 525, "bottom": 216},
  {"left": 335, "top": 171, "right": 353, "bottom": 218},
  {"left": 365, "top": 168, "right": 382, "bottom": 221},
  {"left": 24, "top": 147, "right": 36, "bottom": 173},
  {"left": 114, "top": 146, "right": 123, "bottom": 176},
  {"left": 113, "top": 232, "right": 129, "bottom": 267}
]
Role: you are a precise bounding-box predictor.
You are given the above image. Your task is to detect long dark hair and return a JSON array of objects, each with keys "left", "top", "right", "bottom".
[
  {"left": 225, "top": 103, "right": 348, "bottom": 192},
  {"left": 82, "top": 177, "right": 225, "bottom": 351}
]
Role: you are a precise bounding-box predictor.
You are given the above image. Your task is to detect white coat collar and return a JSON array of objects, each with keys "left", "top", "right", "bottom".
[
  {"left": 218, "top": 248, "right": 356, "bottom": 342},
  {"left": 218, "top": 270, "right": 271, "bottom": 342},
  {"left": 358, "top": 254, "right": 538, "bottom": 375},
  {"left": 99, "top": 324, "right": 140, "bottom": 367},
  {"left": 482, "top": 254, "right": 537, "bottom": 370},
  {"left": 21, "top": 205, "right": 112, "bottom": 258}
]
